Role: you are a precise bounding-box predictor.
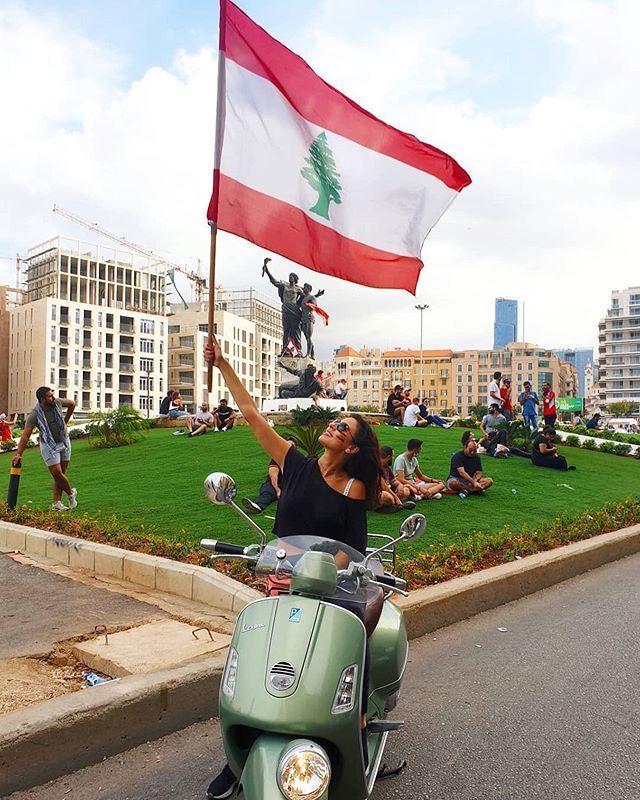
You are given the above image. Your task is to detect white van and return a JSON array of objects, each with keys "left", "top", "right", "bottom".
[{"left": 605, "top": 418, "right": 639, "bottom": 434}]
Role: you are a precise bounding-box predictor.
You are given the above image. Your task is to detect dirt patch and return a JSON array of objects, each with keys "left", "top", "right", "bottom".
[{"left": 0, "top": 640, "right": 112, "bottom": 715}]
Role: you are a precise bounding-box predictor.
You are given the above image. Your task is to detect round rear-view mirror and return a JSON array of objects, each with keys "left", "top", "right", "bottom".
[
  {"left": 204, "top": 472, "right": 237, "bottom": 505},
  {"left": 399, "top": 513, "right": 426, "bottom": 542}
]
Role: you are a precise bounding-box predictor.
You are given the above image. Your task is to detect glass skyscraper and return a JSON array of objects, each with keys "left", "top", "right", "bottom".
[
  {"left": 553, "top": 348, "right": 594, "bottom": 397},
  {"left": 493, "top": 298, "right": 518, "bottom": 350}
]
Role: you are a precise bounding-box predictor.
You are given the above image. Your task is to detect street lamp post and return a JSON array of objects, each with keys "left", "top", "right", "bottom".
[
  {"left": 144, "top": 368, "right": 151, "bottom": 418},
  {"left": 415, "top": 304, "right": 429, "bottom": 403}
]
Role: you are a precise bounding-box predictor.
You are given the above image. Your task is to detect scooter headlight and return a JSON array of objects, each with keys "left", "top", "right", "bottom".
[
  {"left": 278, "top": 742, "right": 331, "bottom": 800},
  {"left": 221, "top": 647, "right": 238, "bottom": 697}
]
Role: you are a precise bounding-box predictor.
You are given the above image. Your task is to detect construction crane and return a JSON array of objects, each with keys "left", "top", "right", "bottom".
[{"left": 52, "top": 204, "right": 207, "bottom": 306}]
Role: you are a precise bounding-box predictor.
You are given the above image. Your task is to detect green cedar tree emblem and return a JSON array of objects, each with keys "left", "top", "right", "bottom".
[{"left": 300, "top": 131, "right": 342, "bottom": 220}]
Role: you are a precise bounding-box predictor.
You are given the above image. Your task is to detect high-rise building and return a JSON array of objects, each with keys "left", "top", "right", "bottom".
[
  {"left": 493, "top": 298, "right": 518, "bottom": 349},
  {"left": 9, "top": 237, "right": 167, "bottom": 415},
  {"left": 598, "top": 287, "right": 640, "bottom": 407},
  {"left": 552, "top": 348, "right": 594, "bottom": 397}
]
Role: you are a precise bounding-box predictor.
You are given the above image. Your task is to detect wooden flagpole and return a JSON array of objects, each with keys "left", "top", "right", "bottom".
[
  {"left": 207, "top": 0, "right": 228, "bottom": 393},
  {"left": 207, "top": 223, "right": 217, "bottom": 393}
]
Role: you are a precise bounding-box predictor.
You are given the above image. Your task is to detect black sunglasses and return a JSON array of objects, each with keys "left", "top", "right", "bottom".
[{"left": 333, "top": 420, "right": 355, "bottom": 442}]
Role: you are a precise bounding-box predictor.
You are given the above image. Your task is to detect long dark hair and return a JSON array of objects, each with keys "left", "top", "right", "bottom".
[{"left": 345, "top": 413, "right": 383, "bottom": 510}]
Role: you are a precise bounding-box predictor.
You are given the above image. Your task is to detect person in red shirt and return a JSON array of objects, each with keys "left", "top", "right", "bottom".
[
  {"left": 542, "top": 382, "right": 557, "bottom": 427},
  {"left": 0, "top": 413, "right": 17, "bottom": 442},
  {"left": 499, "top": 377, "right": 513, "bottom": 421}
]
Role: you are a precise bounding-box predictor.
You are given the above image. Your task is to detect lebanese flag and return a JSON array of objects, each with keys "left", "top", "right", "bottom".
[{"left": 207, "top": 0, "right": 471, "bottom": 294}]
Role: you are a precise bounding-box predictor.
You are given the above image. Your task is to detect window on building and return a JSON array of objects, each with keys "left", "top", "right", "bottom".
[
  {"left": 140, "top": 339, "right": 154, "bottom": 353},
  {"left": 50, "top": 325, "right": 56, "bottom": 343},
  {"left": 140, "top": 319, "right": 155, "bottom": 334}
]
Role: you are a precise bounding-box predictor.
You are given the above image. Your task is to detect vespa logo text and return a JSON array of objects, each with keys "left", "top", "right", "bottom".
[
  {"left": 288, "top": 608, "right": 302, "bottom": 623},
  {"left": 241, "top": 623, "right": 265, "bottom": 633}
]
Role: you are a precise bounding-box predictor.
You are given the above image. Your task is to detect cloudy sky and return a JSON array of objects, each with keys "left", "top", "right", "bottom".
[{"left": 1, "top": 0, "right": 638, "bottom": 359}]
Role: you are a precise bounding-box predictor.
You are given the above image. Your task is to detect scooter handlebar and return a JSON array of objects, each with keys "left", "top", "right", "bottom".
[
  {"left": 200, "top": 539, "right": 247, "bottom": 556},
  {"left": 376, "top": 573, "right": 407, "bottom": 590}
]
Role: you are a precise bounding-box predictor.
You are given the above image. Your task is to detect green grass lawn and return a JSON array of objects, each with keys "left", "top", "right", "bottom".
[{"left": 8, "top": 426, "right": 639, "bottom": 559}]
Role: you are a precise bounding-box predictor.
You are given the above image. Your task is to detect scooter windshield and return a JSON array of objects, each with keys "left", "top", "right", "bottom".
[{"left": 255, "top": 535, "right": 374, "bottom": 604}]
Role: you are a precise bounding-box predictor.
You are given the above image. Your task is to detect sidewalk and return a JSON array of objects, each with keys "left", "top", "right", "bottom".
[{"left": 1, "top": 554, "right": 167, "bottom": 661}]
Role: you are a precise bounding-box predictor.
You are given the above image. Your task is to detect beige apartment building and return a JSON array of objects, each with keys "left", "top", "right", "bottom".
[
  {"left": 167, "top": 302, "right": 282, "bottom": 410},
  {"left": 9, "top": 237, "right": 167, "bottom": 415},
  {"left": 451, "top": 342, "right": 578, "bottom": 416},
  {"left": 381, "top": 349, "right": 453, "bottom": 411},
  {"left": 323, "top": 341, "right": 577, "bottom": 416}
]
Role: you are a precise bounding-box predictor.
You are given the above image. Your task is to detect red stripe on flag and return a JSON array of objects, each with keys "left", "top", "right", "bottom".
[
  {"left": 221, "top": 0, "right": 471, "bottom": 192},
  {"left": 213, "top": 172, "right": 423, "bottom": 293}
]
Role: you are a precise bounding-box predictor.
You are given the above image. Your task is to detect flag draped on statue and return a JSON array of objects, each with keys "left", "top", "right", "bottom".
[{"left": 207, "top": 0, "right": 471, "bottom": 294}]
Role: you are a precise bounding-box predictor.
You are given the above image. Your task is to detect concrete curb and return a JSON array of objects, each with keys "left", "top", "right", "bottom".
[
  {"left": 0, "top": 520, "right": 261, "bottom": 614},
  {"left": 3, "top": 523, "right": 640, "bottom": 795},
  {"left": 395, "top": 522, "right": 640, "bottom": 640},
  {"left": 0, "top": 655, "right": 226, "bottom": 796}
]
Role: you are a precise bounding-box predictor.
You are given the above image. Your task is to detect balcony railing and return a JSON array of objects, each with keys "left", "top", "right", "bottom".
[
  {"left": 59, "top": 337, "right": 69, "bottom": 346},
  {"left": 59, "top": 357, "right": 69, "bottom": 366},
  {"left": 83, "top": 319, "right": 92, "bottom": 328},
  {"left": 58, "top": 379, "right": 68, "bottom": 388},
  {"left": 82, "top": 360, "right": 92, "bottom": 369},
  {"left": 120, "top": 343, "right": 135, "bottom": 353},
  {"left": 120, "top": 324, "right": 135, "bottom": 334},
  {"left": 82, "top": 381, "right": 92, "bottom": 389},
  {"left": 119, "top": 363, "right": 135, "bottom": 373}
]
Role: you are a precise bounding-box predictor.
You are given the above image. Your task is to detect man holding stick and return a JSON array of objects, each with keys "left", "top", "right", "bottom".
[{"left": 12, "top": 387, "right": 77, "bottom": 511}]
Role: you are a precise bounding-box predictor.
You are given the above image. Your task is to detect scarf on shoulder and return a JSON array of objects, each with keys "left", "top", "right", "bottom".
[{"left": 34, "top": 401, "right": 68, "bottom": 450}]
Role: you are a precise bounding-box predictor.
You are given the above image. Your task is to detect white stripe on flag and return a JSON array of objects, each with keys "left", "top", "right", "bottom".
[{"left": 220, "top": 59, "right": 459, "bottom": 259}]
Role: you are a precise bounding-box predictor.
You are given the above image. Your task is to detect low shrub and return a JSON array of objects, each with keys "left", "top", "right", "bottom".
[
  {"left": 396, "top": 498, "right": 640, "bottom": 588},
  {"left": 582, "top": 438, "right": 597, "bottom": 450},
  {"left": 68, "top": 428, "right": 86, "bottom": 440},
  {"left": 613, "top": 443, "right": 632, "bottom": 456},
  {"left": 564, "top": 435, "right": 581, "bottom": 448},
  {"left": 0, "top": 439, "right": 16, "bottom": 451},
  {"left": 598, "top": 441, "right": 616, "bottom": 454}
]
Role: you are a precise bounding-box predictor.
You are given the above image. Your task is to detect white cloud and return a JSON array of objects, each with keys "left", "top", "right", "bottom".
[{"left": 1, "top": 1, "right": 639, "bottom": 361}]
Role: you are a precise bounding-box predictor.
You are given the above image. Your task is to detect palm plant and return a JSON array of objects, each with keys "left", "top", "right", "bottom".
[
  {"left": 288, "top": 405, "right": 338, "bottom": 457},
  {"left": 87, "top": 406, "right": 146, "bottom": 449}
]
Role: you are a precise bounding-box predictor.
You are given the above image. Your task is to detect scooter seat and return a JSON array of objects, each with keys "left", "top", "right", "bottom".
[{"left": 363, "top": 587, "right": 385, "bottom": 637}]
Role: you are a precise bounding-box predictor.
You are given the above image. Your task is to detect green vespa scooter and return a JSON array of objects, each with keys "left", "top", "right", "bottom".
[{"left": 201, "top": 472, "right": 426, "bottom": 800}]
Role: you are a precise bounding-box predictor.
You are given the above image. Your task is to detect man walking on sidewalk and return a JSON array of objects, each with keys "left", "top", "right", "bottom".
[{"left": 12, "top": 387, "right": 77, "bottom": 511}]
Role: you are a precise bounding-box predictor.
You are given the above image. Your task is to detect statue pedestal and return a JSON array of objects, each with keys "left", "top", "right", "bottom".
[{"left": 261, "top": 397, "right": 347, "bottom": 414}]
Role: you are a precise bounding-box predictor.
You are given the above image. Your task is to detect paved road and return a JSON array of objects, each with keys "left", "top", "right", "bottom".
[
  {"left": 10, "top": 553, "right": 640, "bottom": 800},
  {"left": 1, "top": 554, "right": 165, "bottom": 659}
]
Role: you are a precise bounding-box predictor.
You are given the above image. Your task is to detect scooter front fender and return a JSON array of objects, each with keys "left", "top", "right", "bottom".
[{"left": 241, "top": 734, "right": 329, "bottom": 800}]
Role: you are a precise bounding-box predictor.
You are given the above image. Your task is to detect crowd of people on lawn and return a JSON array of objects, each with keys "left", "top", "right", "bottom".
[{"left": 159, "top": 391, "right": 238, "bottom": 436}]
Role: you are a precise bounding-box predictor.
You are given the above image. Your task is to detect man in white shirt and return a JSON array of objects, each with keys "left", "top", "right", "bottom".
[
  {"left": 403, "top": 397, "right": 429, "bottom": 427},
  {"left": 487, "top": 371, "right": 503, "bottom": 409},
  {"left": 393, "top": 438, "right": 445, "bottom": 499},
  {"left": 333, "top": 379, "right": 347, "bottom": 399}
]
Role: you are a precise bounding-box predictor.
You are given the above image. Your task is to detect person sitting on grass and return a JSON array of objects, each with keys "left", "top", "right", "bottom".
[
  {"left": 242, "top": 438, "right": 299, "bottom": 514},
  {"left": 386, "top": 384, "right": 405, "bottom": 425},
  {"left": 393, "top": 438, "right": 445, "bottom": 500},
  {"left": 479, "top": 403, "right": 509, "bottom": 456},
  {"left": 403, "top": 397, "right": 430, "bottom": 428},
  {"left": 214, "top": 398, "right": 237, "bottom": 431},
  {"left": 168, "top": 392, "right": 189, "bottom": 420},
  {"left": 375, "top": 445, "right": 416, "bottom": 512},
  {"left": 586, "top": 413, "right": 602, "bottom": 431},
  {"left": 187, "top": 403, "right": 215, "bottom": 437},
  {"left": 531, "top": 426, "right": 576, "bottom": 471},
  {"left": 446, "top": 431, "right": 494, "bottom": 497},
  {"left": 417, "top": 400, "right": 454, "bottom": 428}
]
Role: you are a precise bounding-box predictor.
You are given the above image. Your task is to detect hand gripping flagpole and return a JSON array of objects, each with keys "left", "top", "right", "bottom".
[{"left": 207, "top": 0, "right": 228, "bottom": 393}]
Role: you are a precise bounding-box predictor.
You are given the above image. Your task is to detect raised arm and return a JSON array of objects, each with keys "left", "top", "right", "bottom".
[
  {"left": 205, "top": 338, "right": 291, "bottom": 468},
  {"left": 263, "top": 265, "right": 281, "bottom": 290}
]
